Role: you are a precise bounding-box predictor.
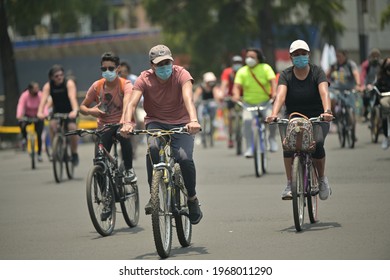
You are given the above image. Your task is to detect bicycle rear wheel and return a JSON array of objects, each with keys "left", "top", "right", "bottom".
[
  {"left": 291, "top": 156, "right": 304, "bottom": 231},
  {"left": 253, "top": 128, "right": 264, "bottom": 177},
  {"left": 30, "top": 136, "right": 36, "bottom": 170},
  {"left": 65, "top": 140, "right": 74, "bottom": 179},
  {"left": 173, "top": 164, "right": 192, "bottom": 247},
  {"left": 151, "top": 170, "right": 172, "bottom": 258},
  {"left": 234, "top": 112, "right": 242, "bottom": 155},
  {"left": 307, "top": 164, "right": 318, "bottom": 223},
  {"left": 120, "top": 180, "right": 140, "bottom": 228},
  {"left": 201, "top": 115, "right": 211, "bottom": 148},
  {"left": 370, "top": 106, "right": 381, "bottom": 143},
  {"left": 86, "top": 165, "right": 116, "bottom": 236},
  {"left": 345, "top": 108, "right": 356, "bottom": 149},
  {"left": 52, "top": 135, "right": 64, "bottom": 183}
]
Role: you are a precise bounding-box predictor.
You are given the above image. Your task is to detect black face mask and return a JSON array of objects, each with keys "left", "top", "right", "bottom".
[{"left": 370, "top": 59, "right": 380, "bottom": 66}]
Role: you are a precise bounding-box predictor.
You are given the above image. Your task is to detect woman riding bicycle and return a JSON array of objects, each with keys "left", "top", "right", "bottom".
[{"left": 266, "top": 39, "right": 333, "bottom": 200}]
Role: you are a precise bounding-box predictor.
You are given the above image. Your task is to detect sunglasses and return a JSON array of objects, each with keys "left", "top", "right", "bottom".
[
  {"left": 100, "top": 66, "right": 116, "bottom": 72},
  {"left": 53, "top": 73, "right": 64, "bottom": 78}
]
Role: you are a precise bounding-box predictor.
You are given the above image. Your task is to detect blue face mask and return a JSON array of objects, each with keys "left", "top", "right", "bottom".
[
  {"left": 292, "top": 55, "right": 309, "bottom": 69},
  {"left": 155, "top": 64, "right": 173, "bottom": 80},
  {"left": 102, "top": 70, "right": 117, "bottom": 82},
  {"left": 232, "top": 64, "right": 242, "bottom": 72}
]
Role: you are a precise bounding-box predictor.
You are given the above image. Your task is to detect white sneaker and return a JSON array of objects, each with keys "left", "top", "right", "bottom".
[
  {"left": 269, "top": 137, "right": 279, "bottom": 152},
  {"left": 244, "top": 148, "right": 253, "bottom": 158},
  {"left": 281, "top": 182, "right": 292, "bottom": 200},
  {"left": 381, "top": 137, "right": 389, "bottom": 150},
  {"left": 319, "top": 176, "right": 331, "bottom": 200}
]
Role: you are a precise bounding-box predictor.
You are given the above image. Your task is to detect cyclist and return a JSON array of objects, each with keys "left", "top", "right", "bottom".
[
  {"left": 232, "top": 47, "right": 278, "bottom": 157},
  {"left": 37, "top": 64, "right": 79, "bottom": 165},
  {"left": 193, "top": 71, "right": 221, "bottom": 145},
  {"left": 120, "top": 44, "right": 203, "bottom": 225},
  {"left": 374, "top": 57, "right": 390, "bottom": 150},
  {"left": 220, "top": 55, "right": 243, "bottom": 148},
  {"left": 360, "top": 48, "right": 382, "bottom": 122},
  {"left": 79, "top": 52, "right": 137, "bottom": 182},
  {"left": 16, "top": 81, "right": 44, "bottom": 162},
  {"left": 265, "top": 39, "right": 333, "bottom": 200}
]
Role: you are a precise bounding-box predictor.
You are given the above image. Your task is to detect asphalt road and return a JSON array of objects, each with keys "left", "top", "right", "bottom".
[{"left": 0, "top": 121, "right": 389, "bottom": 260}]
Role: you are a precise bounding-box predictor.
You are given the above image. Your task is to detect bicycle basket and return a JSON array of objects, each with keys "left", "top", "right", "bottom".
[{"left": 280, "top": 113, "right": 316, "bottom": 152}]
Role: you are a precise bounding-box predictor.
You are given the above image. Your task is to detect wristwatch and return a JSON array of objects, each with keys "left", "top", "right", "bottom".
[{"left": 324, "top": 109, "right": 332, "bottom": 114}]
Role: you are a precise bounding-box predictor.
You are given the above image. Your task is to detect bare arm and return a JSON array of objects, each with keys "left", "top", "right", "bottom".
[
  {"left": 182, "top": 80, "right": 201, "bottom": 134},
  {"left": 270, "top": 78, "right": 277, "bottom": 100},
  {"left": 232, "top": 83, "right": 242, "bottom": 102},
  {"left": 318, "top": 81, "right": 333, "bottom": 121},
  {"left": 37, "top": 82, "right": 50, "bottom": 119},
  {"left": 67, "top": 79, "right": 79, "bottom": 118},
  {"left": 120, "top": 89, "right": 143, "bottom": 136},
  {"left": 266, "top": 84, "right": 287, "bottom": 122}
]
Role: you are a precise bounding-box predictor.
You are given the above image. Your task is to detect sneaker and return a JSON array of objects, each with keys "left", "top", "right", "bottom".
[
  {"left": 244, "top": 148, "right": 253, "bottom": 158},
  {"left": 269, "top": 137, "right": 279, "bottom": 152},
  {"left": 310, "top": 183, "right": 319, "bottom": 196},
  {"left": 124, "top": 168, "right": 137, "bottom": 183},
  {"left": 228, "top": 140, "right": 234, "bottom": 148},
  {"left": 319, "top": 176, "right": 332, "bottom": 200},
  {"left": 145, "top": 199, "right": 152, "bottom": 215},
  {"left": 281, "top": 183, "right": 292, "bottom": 200},
  {"left": 100, "top": 207, "right": 112, "bottom": 221},
  {"left": 187, "top": 198, "right": 203, "bottom": 225},
  {"left": 37, "top": 155, "right": 43, "bottom": 162},
  {"left": 381, "top": 137, "right": 389, "bottom": 150},
  {"left": 71, "top": 153, "right": 79, "bottom": 166}
]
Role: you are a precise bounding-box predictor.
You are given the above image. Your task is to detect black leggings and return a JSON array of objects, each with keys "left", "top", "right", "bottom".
[
  {"left": 19, "top": 120, "right": 44, "bottom": 155},
  {"left": 283, "top": 122, "right": 330, "bottom": 159},
  {"left": 94, "top": 126, "right": 133, "bottom": 169}
]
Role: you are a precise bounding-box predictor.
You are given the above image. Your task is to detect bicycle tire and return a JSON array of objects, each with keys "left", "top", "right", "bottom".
[
  {"left": 370, "top": 106, "right": 380, "bottom": 143},
  {"left": 336, "top": 112, "right": 346, "bottom": 148},
  {"left": 173, "top": 164, "right": 192, "bottom": 247},
  {"left": 291, "top": 156, "right": 304, "bottom": 231},
  {"left": 201, "top": 116, "right": 210, "bottom": 148},
  {"left": 52, "top": 135, "right": 64, "bottom": 183},
  {"left": 345, "top": 108, "right": 356, "bottom": 149},
  {"left": 235, "top": 113, "right": 242, "bottom": 155},
  {"left": 307, "top": 164, "right": 318, "bottom": 224},
  {"left": 64, "top": 140, "right": 74, "bottom": 179},
  {"left": 151, "top": 170, "right": 172, "bottom": 258},
  {"left": 253, "top": 128, "right": 263, "bottom": 177},
  {"left": 86, "top": 165, "right": 116, "bottom": 236},
  {"left": 120, "top": 180, "right": 140, "bottom": 228},
  {"left": 30, "top": 136, "right": 36, "bottom": 170}
]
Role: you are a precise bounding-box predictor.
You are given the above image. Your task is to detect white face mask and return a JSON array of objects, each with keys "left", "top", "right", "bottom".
[{"left": 245, "top": 57, "right": 257, "bottom": 68}]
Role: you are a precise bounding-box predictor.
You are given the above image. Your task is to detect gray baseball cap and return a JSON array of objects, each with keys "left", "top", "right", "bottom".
[{"left": 149, "top": 44, "right": 174, "bottom": 64}]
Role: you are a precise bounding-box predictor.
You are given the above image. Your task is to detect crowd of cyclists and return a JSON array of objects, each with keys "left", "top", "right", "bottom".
[{"left": 15, "top": 41, "right": 390, "bottom": 226}]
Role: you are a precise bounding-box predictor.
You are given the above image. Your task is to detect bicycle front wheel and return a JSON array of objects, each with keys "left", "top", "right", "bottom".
[
  {"left": 173, "top": 164, "right": 192, "bottom": 247},
  {"left": 65, "top": 140, "right": 74, "bottom": 179},
  {"left": 291, "top": 156, "right": 305, "bottom": 231},
  {"left": 307, "top": 164, "right": 318, "bottom": 224},
  {"left": 30, "top": 136, "right": 36, "bottom": 170},
  {"left": 254, "top": 128, "right": 268, "bottom": 177},
  {"left": 234, "top": 112, "right": 242, "bottom": 155},
  {"left": 345, "top": 108, "right": 356, "bottom": 149},
  {"left": 120, "top": 180, "right": 140, "bottom": 228},
  {"left": 52, "top": 135, "right": 64, "bottom": 183},
  {"left": 151, "top": 170, "right": 172, "bottom": 258},
  {"left": 370, "top": 106, "right": 380, "bottom": 143},
  {"left": 86, "top": 165, "right": 116, "bottom": 236}
]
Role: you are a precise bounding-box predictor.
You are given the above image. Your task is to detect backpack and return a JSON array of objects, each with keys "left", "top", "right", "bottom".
[{"left": 282, "top": 112, "right": 316, "bottom": 152}]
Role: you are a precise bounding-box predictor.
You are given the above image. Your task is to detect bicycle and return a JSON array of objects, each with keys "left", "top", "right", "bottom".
[
  {"left": 370, "top": 87, "right": 390, "bottom": 143},
  {"left": 50, "top": 113, "right": 75, "bottom": 183},
  {"left": 237, "top": 101, "right": 269, "bottom": 177},
  {"left": 272, "top": 116, "right": 326, "bottom": 232},
  {"left": 129, "top": 127, "right": 192, "bottom": 259},
  {"left": 232, "top": 102, "right": 243, "bottom": 155},
  {"left": 332, "top": 89, "right": 357, "bottom": 148},
  {"left": 20, "top": 117, "right": 40, "bottom": 169},
  {"left": 199, "top": 100, "right": 216, "bottom": 148},
  {"left": 66, "top": 123, "right": 140, "bottom": 237}
]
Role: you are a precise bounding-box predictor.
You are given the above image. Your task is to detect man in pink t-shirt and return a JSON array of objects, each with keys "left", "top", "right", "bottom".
[
  {"left": 16, "top": 81, "right": 45, "bottom": 161},
  {"left": 121, "top": 44, "right": 203, "bottom": 225},
  {"left": 80, "top": 52, "right": 136, "bottom": 183}
]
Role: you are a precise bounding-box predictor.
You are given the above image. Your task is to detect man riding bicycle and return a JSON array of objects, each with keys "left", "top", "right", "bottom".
[
  {"left": 79, "top": 52, "right": 137, "bottom": 183},
  {"left": 266, "top": 39, "right": 333, "bottom": 200},
  {"left": 120, "top": 44, "right": 203, "bottom": 225}
]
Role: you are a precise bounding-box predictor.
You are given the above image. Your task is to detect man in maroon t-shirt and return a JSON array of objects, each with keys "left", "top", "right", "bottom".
[{"left": 121, "top": 44, "right": 203, "bottom": 225}]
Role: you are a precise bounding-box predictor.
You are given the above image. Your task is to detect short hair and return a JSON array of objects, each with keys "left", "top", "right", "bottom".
[
  {"left": 101, "top": 52, "right": 120, "bottom": 66},
  {"left": 27, "top": 81, "right": 39, "bottom": 91},
  {"left": 120, "top": 61, "right": 131, "bottom": 72},
  {"left": 246, "top": 47, "right": 265, "bottom": 63},
  {"left": 48, "top": 64, "right": 64, "bottom": 79}
]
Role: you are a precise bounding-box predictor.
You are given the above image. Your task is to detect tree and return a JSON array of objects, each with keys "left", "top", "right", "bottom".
[
  {"left": 380, "top": 4, "right": 390, "bottom": 29},
  {"left": 0, "top": 0, "right": 103, "bottom": 126},
  {"left": 142, "top": 0, "right": 345, "bottom": 78}
]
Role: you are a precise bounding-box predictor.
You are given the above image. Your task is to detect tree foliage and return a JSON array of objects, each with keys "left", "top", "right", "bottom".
[
  {"left": 142, "top": 0, "right": 345, "bottom": 78},
  {"left": 380, "top": 4, "right": 390, "bottom": 30}
]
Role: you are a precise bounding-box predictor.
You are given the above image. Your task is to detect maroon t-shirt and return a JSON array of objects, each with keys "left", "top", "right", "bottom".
[{"left": 134, "top": 65, "right": 194, "bottom": 125}]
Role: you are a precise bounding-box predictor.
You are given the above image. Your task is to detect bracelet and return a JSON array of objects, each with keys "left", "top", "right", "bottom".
[{"left": 190, "top": 120, "right": 198, "bottom": 123}]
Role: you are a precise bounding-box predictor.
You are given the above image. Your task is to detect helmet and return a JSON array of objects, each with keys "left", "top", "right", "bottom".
[
  {"left": 203, "top": 72, "right": 217, "bottom": 83},
  {"left": 232, "top": 55, "right": 243, "bottom": 63}
]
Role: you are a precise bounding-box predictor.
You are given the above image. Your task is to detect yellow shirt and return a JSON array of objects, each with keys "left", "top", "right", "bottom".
[{"left": 234, "top": 64, "right": 275, "bottom": 104}]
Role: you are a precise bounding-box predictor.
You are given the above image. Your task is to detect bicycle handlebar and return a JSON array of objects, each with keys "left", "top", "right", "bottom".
[
  {"left": 372, "top": 86, "right": 390, "bottom": 97},
  {"left": 19, "top": 117, "right": 40, "bottom": 122},
  {"left": 65, "top": 123, "right": 121, "bottom": 137},
  {"left": 235, "top": 100, "right": 270, "bottom": 112},
  {"left": 128, "top": 127, "right": 189, "bottom": 136}
]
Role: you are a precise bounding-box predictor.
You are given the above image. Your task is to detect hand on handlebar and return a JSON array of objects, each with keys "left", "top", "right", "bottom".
[
  {"left": 119, "top": 122, "right": 136, "bottom": 138},
  {"left": 265, "top": 115, "right": 278, "bottom": 123},
  {"left": 319, "top": 112, "right": 334, "bottom": 122},
  {"left": 185, "top": 121, "right": 201, "bottom": 135}
]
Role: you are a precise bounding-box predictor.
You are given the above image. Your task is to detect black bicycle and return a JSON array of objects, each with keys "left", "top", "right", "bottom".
[
  {"left": 66, "top": 124, "right": 139, "bottom": 236},
  {"left": 130, "top": 127, "right": 192, "bottom": 258},
  {"left": 51, "top": 113, "right": 74, "bottom": 183}
]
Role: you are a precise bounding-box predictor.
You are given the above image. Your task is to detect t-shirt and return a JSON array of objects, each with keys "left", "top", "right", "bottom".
[
  {"left": 221, "top": 67, "right": 235, "bottom": 96},
  {"left": 329, "top": 60, "right": 358, "bottom": 91},
  {"left": 234, "top": 64, "right": 275, "bottom": 104},
  {"left": 16, "top": 90, "right": 42, "bottom": 118},
  {"left": 133, "top": 65, "right": 194, "bottom": 125},
  {"left": 278, "top": 64, "right": 327, "bottom": 118},
  {"left": 85, "top": 77, "right": 132, "bottom": 127}
]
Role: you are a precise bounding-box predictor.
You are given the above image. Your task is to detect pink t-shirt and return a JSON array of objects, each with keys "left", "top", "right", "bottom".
[
  {"left": 134, "top": 65, "right": 194, "bottom": 125},
  {"left": 84, "top": 78, "right": 133, "bottom": 127},
  {"left": 16, "top": 90, "right": 42, "bottom": 118}
]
